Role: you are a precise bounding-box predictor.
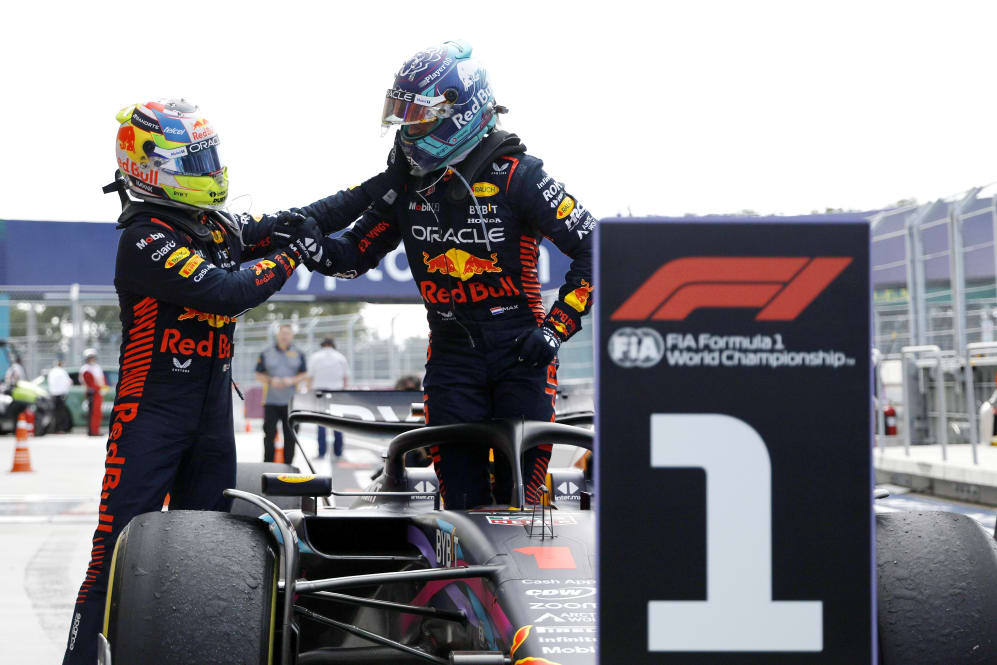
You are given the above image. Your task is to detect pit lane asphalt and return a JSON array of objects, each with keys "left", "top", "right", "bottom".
[
  {"left": 0, "top": 424, "right": 382, "bottom": 663},
  {"left": 2, "top": 432, "right": 994, "bottom": 662}
]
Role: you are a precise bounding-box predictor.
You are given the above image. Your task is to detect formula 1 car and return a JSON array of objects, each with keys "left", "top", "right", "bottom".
[
  {"left": 96, "top": 389, "right": 997, "bottom": 665},
  {"left": 99, "top": 390, "right": 596, "bottom": 665}
]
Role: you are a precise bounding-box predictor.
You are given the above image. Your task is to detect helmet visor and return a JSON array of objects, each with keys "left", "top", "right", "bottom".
[
  {"left": 151, "top": 137, "right": 223, "bottom": 176},
  {"left": 381, "top": 89, "right": 452, "bottom": 127}
]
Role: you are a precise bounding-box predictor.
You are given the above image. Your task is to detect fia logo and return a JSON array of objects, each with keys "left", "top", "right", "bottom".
[{"left": 608, "top": 327, "right": 664, "bottom": 368}]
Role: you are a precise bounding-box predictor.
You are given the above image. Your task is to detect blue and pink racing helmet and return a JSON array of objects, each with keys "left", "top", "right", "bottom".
[{"left": 381, "top": 40, "right": 499, "bottom": 175}]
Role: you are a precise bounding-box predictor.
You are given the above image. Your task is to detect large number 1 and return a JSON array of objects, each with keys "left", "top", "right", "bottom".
[{"left": 647, "top": 414, "right": 823, "bottom": 652}]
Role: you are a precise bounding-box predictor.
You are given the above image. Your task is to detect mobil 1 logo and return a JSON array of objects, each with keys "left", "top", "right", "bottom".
[{"left": 596, "top": 219, "right": 872, "bottom": 664}]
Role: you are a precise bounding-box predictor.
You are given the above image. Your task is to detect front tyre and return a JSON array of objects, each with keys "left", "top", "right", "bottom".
[{"left": 104, "top": 510, "right": 278, "bottom": 665}]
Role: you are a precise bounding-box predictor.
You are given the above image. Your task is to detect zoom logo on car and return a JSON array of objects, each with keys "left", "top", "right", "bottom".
[{"left": 598, "top": 219, "right": 872, "bottom": 664}]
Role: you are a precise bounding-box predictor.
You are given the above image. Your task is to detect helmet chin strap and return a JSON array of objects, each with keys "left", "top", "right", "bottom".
[
  {"left": 101, "top": 171, "right": 130, "bottom": 210},
  {"left": 447, "top": 167, "right": 491, "bottom": 253}
]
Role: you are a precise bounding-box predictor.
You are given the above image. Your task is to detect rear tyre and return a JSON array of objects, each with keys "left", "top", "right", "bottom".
[
  {"left": 877, "top": 511, "right": 997, "bottom": 664},
  {"left": 105, "top": 510, "right": 278, "bottom": 665},
  {"left": 231, "top": 462, "right": 303, "bottom": 517}
]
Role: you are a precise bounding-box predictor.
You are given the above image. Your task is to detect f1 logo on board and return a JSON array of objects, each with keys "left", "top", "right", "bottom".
[{"left": 611, "top": 257, "right": 851, "bottom": 321}]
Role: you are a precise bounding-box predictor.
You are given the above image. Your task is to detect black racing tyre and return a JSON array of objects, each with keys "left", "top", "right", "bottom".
[
  {"left": 230, "top": 462, "right": 303, "bottom": 517},
  {"left": 105, "top": 510, "right": 278, "bottom": 665},
  {"left": 877, "top": 511, "right": 997, "bottom": 664}
]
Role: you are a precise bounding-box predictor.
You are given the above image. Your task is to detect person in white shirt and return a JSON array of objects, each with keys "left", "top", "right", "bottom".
[
  {"left": 48, "top": 359, "right": 73, "bottom": 433},
  {"left": 308, "top": 338, "right": 350, "bottom": 458}
]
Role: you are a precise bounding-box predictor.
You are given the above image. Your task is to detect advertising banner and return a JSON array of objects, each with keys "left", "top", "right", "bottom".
[
  {"left": 0, "top": 220, "right": 571, "bottom": 301},
  {"left": 597, "top": 220, "right": 872, "bottom": 664}
]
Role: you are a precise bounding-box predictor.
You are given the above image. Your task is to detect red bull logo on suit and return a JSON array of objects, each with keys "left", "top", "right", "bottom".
[{"left": 423, "top": 248, "right": 502, "bottom": 281}]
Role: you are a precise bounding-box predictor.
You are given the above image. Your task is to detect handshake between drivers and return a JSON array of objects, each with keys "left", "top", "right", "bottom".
[{"left": 272, "top": 210, "right": 326, "bottom": 271}]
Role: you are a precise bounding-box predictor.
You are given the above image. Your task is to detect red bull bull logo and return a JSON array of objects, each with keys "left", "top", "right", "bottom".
[
  {"left": 251, "top": 259, "right": 277, "bottom": 275},
  {"left": 117, "top": 125, "right": 135, "bottom": 152},
  {"left": 190, "top": 117, "right": 214, "bottom": 141},
  {"left": 511, "top": 626, "right": 532, "bottom": 658},
  {"left": 177, "top": 307, "right": 235, "bottom": 328},
  {"left": 564, "top": 279, "right": 593, "bottom": 313},
  {"left": 423, "top": 248, "right": 501, "bottom": 282}
]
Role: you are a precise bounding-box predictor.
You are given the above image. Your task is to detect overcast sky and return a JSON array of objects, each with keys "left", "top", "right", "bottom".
[{"left": 5, "top": 0, "right": 997, "bottom": 224}]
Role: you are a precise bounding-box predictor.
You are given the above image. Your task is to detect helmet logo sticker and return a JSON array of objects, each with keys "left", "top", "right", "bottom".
[
  {"left": 398, "top": 46, "right": 446, "bottom": 81},
  {"left": 117, "top": 126, "right": 135, "bottom": 152},
  {"left": 418, "top": 57, "right": 454, "bottom": 87},
  {"left": 456, "top": 60, "right": 480, "bottom": 90}
]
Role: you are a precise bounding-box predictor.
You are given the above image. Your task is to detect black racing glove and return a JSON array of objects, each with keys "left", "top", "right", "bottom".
[
  {"left": 270, "top": 209, "right": 309, "bottom": 248},
  {"left": 360, "top": 132, "right": 410, "bottom": 215},
  {"left": 273, "top": 214, "right": 325, "bottom": 270},
  {"left": 514, "top": 300, "right": 584, "bottom": 367},
  {"left": 515, "top": 325, "right": 561, "bottom": 368}
]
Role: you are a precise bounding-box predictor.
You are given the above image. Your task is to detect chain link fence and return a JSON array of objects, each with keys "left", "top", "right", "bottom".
[
  {"left": 0, "top": 286, "right": 595, "bottom": 397},
  {"left": 871, "top": 183, "right": 997, "bottom": 449}
]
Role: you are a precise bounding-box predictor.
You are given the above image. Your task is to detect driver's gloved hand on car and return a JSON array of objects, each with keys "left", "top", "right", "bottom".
[
  {"left": 274, "top": 215, "right": 325, "bottom": 271},
  {"left": 515, "top": 325, "right": 561, "bottom": 368}
]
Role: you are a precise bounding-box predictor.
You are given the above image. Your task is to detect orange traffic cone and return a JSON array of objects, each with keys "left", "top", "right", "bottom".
[
  {"left": 243, "top": 402, "right": 252, "bottom": 432},
  {"left": 274, "top": 427, "right": 285, "bottom": 464},
  {"left": 10, "top": 410, "right": 35, "bottom": 472}
]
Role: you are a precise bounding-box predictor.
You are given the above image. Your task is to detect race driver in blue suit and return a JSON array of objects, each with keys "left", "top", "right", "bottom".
[
  {"left": 292, "top": 41, "right": 597, "bottom": 509},
  {"left": 63, "top": 98, "right": 391, "bottom": 665}
]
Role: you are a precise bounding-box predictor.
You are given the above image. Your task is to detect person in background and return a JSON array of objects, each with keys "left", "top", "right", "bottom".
[
  {"left": 255, "top": 324, "right": 308, "bottom": 464},
  {"left": 3, "top": 353, "right": 25, "bottom": 392},
  {"left": 394, "top": 375, "right": 422, "bottom": 391},
  {"left": 47, "top": 359, "right": 73, "bottom": 433},
  {"left": 79, "top": 349, "right": 106, "bottom": 437},
  {"left": 307, "top": 337, "right": 350, "bottom": 458}
]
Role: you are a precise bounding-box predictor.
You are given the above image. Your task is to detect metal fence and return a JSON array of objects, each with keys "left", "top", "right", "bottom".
[
  {"left": 872, "top": 183, "right": 997, "bottom": 456},
  {"left": 0, "top": 286, "right": 120, "bottom": 379},
  {"left": 0, "top": 286, "right": 595, "bottom": 395},
  {"left": 872, "top": 184, "right": 997, "bottom": 353}
]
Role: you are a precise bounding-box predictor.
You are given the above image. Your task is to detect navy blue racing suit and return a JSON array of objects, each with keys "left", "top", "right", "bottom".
[
  {"left": 301, "top": 149, "right": 596, "bottom": 508},
  {"left": 61, "top": 197, "right": 370, "bottom": 664}
]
